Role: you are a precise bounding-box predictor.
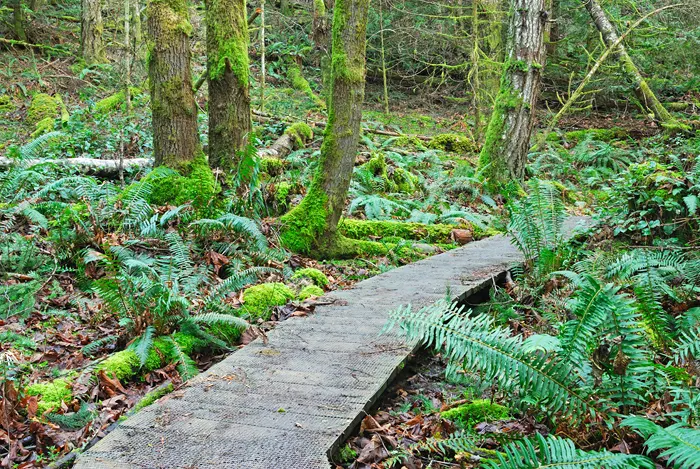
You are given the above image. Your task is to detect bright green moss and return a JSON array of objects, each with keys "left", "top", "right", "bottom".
[
  {"left": 242, "top": 282, "right": 296, "bottom": 320},
  {"left": 172, "top": 332, "right": 206, "bottom": 355},
  {"left": 279, "top": 186, "right": 329, "bottom": 254},
  {"left": 260, "top": 157, "right": 286, "bottom": 176},
  {"left": 563, "top": 128, "right": 628, "bottom": 143},
  {"left": 31, "top": 116, "right": 55, "bottom": 138},
  {"left": 285, "top": 122, "right": 314, "bottom": 148},
  {"left": 298, "top": 284, "right": 324, "bottom": 300},
  {"left": 339, "top": 219, "right": 455, "bottom": 243},
  {"left": 363, "top": 153, "right": 418, "bottom": 193},
  {"left": 394, "top": 135, "right": 426, "bottom": 149},
  {"left": 291, "top": 267, "right": 330, "bottom": 287},
  {"left": 428, "top": 133, "right": 477, "bottom": 153},
  {"left": 0, "top": 94, "right": 12, "bottom": 112},
  {"left": 287, "top": 64, "right": 325, "bottom": 108},
  {"left": 96, "top": 350, "right": 141, "bottom": 381},
  {"left": 207, "top": 0, "right": 249, "bottom": 85},
  {"left": 25, "top": 379, "right": 73, "bottom": 415},
  {"left": 440, "top": 399, "right": 510, "bottom": 429},
  {"left": 274, "top": 181, "right": 293, "bottom": 208},
  {"left": 94, "top": 87, "right": 141, "bottom": 114},
  {"left": 144, "top": 154, "right": 219, "bottom": 210},
  {"left": 133, "top": 382, "right": 174, "bottom": 412},
  {"left": 27, "top": 93, "right": 58, "bottom": 125}
]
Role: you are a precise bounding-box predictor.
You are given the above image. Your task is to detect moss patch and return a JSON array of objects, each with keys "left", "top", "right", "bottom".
[
  {"left": 291, "top": 267, "right": 330, "bottom": 287},
  {"left": 143, "top": 154, "right": 219, "bottom": 210},
  {"left": 298, "top": 284, "right": 324, "bottom": 300},
  {"left": 441, "top": 399, "right": 510, "bottom": 429},
  {"left": 25, "top": 379, "right": 73, "bottom": 415},
  {"left": 428, "top": 133, "right": 477, "bottom": 153},
  {"left": 260, "top": 157, "right": 286, "bottom": 176},
  {"left": 363, "top": 153, "right": 418, "bottom": 193},
  {"left": 242, "top": 282, "right": 296, "bottom": 320},
  {"left": 284, "top": 122, "right": 314, "bottom": 148},
  {"left": 561, "top": 128, "right": 628, "bottom": 143},
  {"left": 287, "top": 63, "right": 325, "bottom": 108},
  {"left": 339, "top": 219, "right": 456, "bottom": 243},
  {"left": 132, "top": 382, "right": 174, "bottom": 412},
  {"left": 0, "top": 94, "right": 13, "bottom": 112},
  {"left": 95, "top": 87, "right": 141, "bottom": 114},
  {"left": 27, "top": 93, "right": 59, "bottom": 125},
  {"left": 31, "top": 116, "right": 55, "bottom": 138}
]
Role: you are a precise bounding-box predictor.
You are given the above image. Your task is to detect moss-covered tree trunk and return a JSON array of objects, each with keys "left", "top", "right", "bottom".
[
  {"left": 582, "top": 0, "right": 684, "bottom": 131},
  {"left": 13, "top": 0, "right": 27, "bottom": 42},
  {"left": 206, "top": 0, "right": 252, "bottom": 171},
  {"left": 477, "top": 0, "right": 547, "bottom": 187},
  {"left": 279, "top": 0, "right": 372, "bottom": 258},
  {"left": 147, "top": 0, "right": 201, "bottom": 169},
  {"left": 81, "top": 0, "right": 106, "bottom": 64}
]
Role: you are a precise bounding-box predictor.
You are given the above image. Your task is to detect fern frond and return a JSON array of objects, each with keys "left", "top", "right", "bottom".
[
  {"left": 165, "top": 335, "right": 199, "bottom": 381},
  {"left": 386, "top": 300, "right": 599, "bottom": 422},
  {"left": 132, "top": 326, "right": 156, "bottom": 367},
  {"left": 623, "top": 416, "right": 700, "bottom": 469},
  {"left": 484, "top": 434, "right": 653, "bottom": 469}
]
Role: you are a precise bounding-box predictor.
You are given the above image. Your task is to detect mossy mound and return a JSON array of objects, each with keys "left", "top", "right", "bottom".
[
  {"left": 440, "top": 399, "right": 510, "bottom": 429},
  {"left": 394, "top": 135, "right": 426, "bottom": 150},
  {"left": 31, "top": 116, "right": 55, "bottom": 138},
  {"left": 546, "top": 127, "right": 629, "bottom": 144},
  {"left": 363, "top": 153, "right": 419, "bottom": 193},
  {"left": 27, "top": 93, "right": 59, "bottom": 125},
  {"left": 25, "top": 378, "right": 73, "bottom": 415},
  {"left": 339, "top": 219, "right": 456, "bottom": 244},
  {"left": 273, "top": 181, "right": 294, "bottom": 209},
  {"left": 142, "top": 154, "right": 219, "bottom": 210},
  {"left": 298, "top": 284, "right": 324, "bottom": 300},
  {"left": 260, "top": 157, "right": 286, "bottom": 176},
  {"left": 242, "top": 282, "right": 296, "bottom": 320},
  {"left": 285, "top": 122, "right": 313, "bottom": 148},
  {"left": 0, "top": 94, "right": 13, "bottom": 112},
  {"left": 291, "top": 267, "right": 329, "bottom": 287},
  {"left": 428, "top": 133, "right": 477, "bottom": 153},
  {"left": 96, "top": 334, "right": 201, "bottom": 382}
]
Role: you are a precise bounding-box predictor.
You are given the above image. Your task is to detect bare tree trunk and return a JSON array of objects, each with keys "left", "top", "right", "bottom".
[
  {"left": 206, "top": 0, "right": 252, "bottom": 172},
  {"left": 582, "top": 0, "right": 684, "bottom": 130},
  {"left": 279, "top": 0, "right": 371, "bottom": 258},
  {"left": 147, "top": 0, "right": 201, "bottom": 169},
  {"left": 81, "top": 0, "right": 106, "bottom": 64},
  {"left": 477, "top": 0, "right": 547, "bottom": 187}
]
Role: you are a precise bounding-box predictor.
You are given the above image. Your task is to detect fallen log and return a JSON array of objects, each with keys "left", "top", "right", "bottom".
[
  {"left": 0, "top": 157, "right": 152, "bottom": 177},
  {"left": 251, "top": 110, "right": 432, "bottom": 142}
]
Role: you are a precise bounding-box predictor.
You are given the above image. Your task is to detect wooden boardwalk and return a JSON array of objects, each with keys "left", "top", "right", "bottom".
[{"left": 74, "top": 218, "right": 587, "bottom": 469}]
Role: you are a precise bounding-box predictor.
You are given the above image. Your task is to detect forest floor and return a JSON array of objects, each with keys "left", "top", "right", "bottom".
[{"left": 2, "top": 7, "right": 700, "bottom": 468}]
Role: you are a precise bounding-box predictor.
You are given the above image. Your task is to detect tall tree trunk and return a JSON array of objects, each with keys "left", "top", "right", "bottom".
[
  {"left": 147, "top": 0, "right": 201, "bottom": 169},
  {"left": 206, "top": 0, "right": 252, "bottom": 172},
  {"left": 13, "top": 0, "right": 27, "bottom": 42},
  {"left": 477, "top": 0, "right": 547, "bottom": 187},
  {"left": 582, "top": 0, "right": 684, "bottom": 131},
  {"left": 279, "top": 0, "right": 371, "bottom": 258},
  {"left": 81, "top": 0, "right": 106, "bottom": 64}
]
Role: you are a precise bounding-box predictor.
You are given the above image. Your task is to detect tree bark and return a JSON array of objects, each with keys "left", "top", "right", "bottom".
[
  {"left": 477, "top": 0, "right": 547, "bottom": 187},
  {"left": 147, "top": 0, "right": 201, "bottom": 169},
  {"left": 206, "top": 0, "right": 252, "bottom": 172},
  {"left": 582, "top": 0, "right": 683, "bottom": 130},
  {"left": 279, "top": 0, "right": 371, "bottom": 258},
  {"left": 80, "top": 0, "right": 106, "bottom": 64},
  {"left": 13, "top": 0, "right": 27, "bottom": 42}
]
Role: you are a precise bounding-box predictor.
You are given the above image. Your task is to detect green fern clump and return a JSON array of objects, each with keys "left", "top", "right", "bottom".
[
  {"left": 623, "top": 417, "right": 700, "bottom": 469},
  {"left": 485, "top": 434, "right": 653, "bottom": 469}
]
